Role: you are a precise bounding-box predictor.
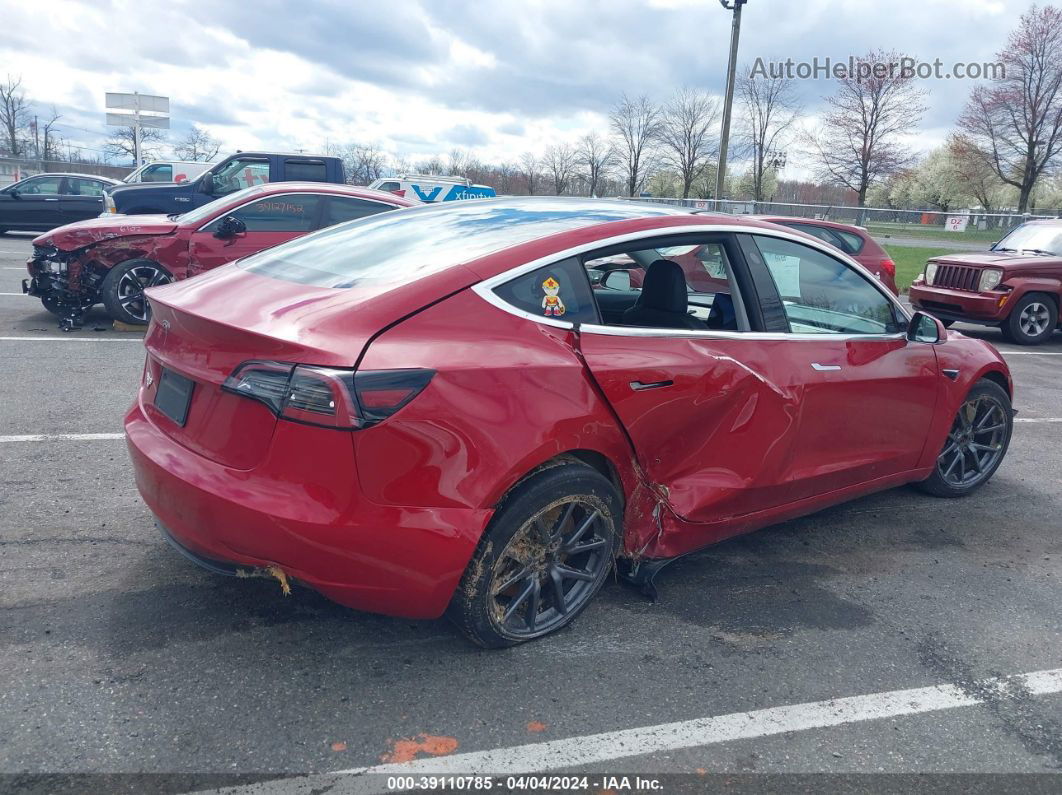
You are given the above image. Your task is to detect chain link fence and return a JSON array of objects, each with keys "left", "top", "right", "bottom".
[
  {"left": 0, "top": 157, "right": 131, "bottom": 187},
  {"left": 624, "top": 197, "right": 1061, "bottom": 243}
]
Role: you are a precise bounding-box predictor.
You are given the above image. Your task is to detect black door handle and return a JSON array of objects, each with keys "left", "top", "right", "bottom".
[{"left": 630, "top": 379, "right": 674, "bottom": 391}]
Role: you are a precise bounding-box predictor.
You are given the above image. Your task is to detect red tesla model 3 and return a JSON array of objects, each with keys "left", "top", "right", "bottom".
[{"left": 125, "top": 198, "right": 1014, "bottom": 647}]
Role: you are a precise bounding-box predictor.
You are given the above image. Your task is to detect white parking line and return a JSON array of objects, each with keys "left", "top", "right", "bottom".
[
  {"left": 1001, "top": 351, "right": 1062, "bottom": 355},
  {"left": 0, "top": 336, "right": 141, "bottom": 342},
  {"left": 0, "top": 433, "right": 125, "bottom": 443},
  {"left": 209, "top": 667, "right": 1062, "bottom": 791},
  {"left": 1015, "top": 417, "right": 1062, "bottom": 423}
]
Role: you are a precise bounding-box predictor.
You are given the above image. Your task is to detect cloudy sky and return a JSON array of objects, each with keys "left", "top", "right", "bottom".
[{"left": 1, "top": 0, "right": 1034, "bottom": 174}]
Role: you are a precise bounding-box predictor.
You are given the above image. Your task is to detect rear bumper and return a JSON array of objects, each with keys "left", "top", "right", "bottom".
[
  {"left": 909, "top": 283, "right": 1007, "bottom": 325},
  {"left": 125, "top": 400, "right": 493, "bottom": 619}
]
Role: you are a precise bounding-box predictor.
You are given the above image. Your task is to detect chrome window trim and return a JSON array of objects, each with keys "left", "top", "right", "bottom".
[
  {"left": 194, "top": 192, "right": 397, "bottom": 234},
  {"left": 471, "top": 223, "right": 910, "bottom": 340}
]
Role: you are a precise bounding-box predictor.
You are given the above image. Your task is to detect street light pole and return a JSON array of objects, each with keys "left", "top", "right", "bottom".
[{"left": 715, "top": 0, "right": 747, "bottom": 208}]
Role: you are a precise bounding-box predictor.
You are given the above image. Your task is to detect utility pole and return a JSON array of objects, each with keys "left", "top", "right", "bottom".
[{"left": 715, "top": 0, "right": 747, "bottom": 208}]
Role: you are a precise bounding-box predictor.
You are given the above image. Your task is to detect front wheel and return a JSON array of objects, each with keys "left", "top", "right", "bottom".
[
  {"left": 448, "top": 461, "right": 621, "bottom": 648},
  {"left": 916, "top": 379, "right": 1012, "bottom": 498},
  {"left": 1001, "top": 293, "right": 1057, "bottom": 345},
  {"left": 100, "top": 259, "right": 173, "bottom": 325}
]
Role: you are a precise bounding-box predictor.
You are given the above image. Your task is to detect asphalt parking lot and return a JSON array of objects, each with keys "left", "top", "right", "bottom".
[{"left": 1, "top": 231, "right": 1060, "bottom": 793}]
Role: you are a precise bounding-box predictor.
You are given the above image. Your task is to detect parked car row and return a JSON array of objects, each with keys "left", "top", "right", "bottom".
[{"left": 23, "top": 182, "right": 413, "bottom": 328}]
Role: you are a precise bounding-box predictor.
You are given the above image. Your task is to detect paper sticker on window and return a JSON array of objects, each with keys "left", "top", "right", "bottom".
[
  {"left": 541, "top": 276, "right": 566, "bottom": 316},
  {"left": 764, "top": 253, "right": 802, "bottom": 298}
]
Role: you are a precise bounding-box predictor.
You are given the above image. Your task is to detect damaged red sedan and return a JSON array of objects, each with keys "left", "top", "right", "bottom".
[
  {"left": 126, "top": 198, "right": 1015, "bottom": 647},
  {"left": 24, "top": 182, "right": 413, "bottom": 329}
]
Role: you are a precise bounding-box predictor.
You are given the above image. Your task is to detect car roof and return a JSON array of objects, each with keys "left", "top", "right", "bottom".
[
  {"left": 748, "top": 215, "right": 869, "bottom": 235},
  {"left": 15, "top": 172, "right": 122, "bottom": 184},
  {"left": 222, "top": 181, "right": 417, "bottom": 205}
]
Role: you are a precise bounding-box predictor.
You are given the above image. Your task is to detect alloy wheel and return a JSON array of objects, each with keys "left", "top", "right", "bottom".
[
  {"left": 1018, "top": 301, "right": 1051, "bottom": 338},
  {"left": 937, "top": 395, "right": 1008, "bottom": 488},
  {"left": 489, "top": 497, "right": 611, "bottom": 638},
  {"left": 116, "top": 265, "right": 171, "bottom": 322}
]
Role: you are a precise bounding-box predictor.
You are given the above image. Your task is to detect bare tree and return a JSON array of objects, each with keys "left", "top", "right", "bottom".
[
  {"left": 328, "top": 143, "right": 390, "bottom": 184},
  {"left": 414, "top": 156, "right": 445, "bottom": 175},
  {"left": 806, "top": 50, "right": 927, "bottom": 206},
  {"left": 955, "top": 5, "right": 1062, "bottom": 213},
  {"left": 947, "top": 135, "right": 1009, "bottom": 213},
  {"left": 609, "top": 93, "right": 661, "bottom": 197},
  {"left": 543, "top": 143, "right": 577, "bottom": 195},
  {"left": 0, "top": 75, "right": 30, "bottom": 156},
  {"left": 105, "top": 125, "right": 167, "bottom": 162},
  {"left": 173, "top": 124, "right": 221, "bottom": 162},
  {"left": 737, "top": 69, "right": 800, "bottom": 202},
  {"left": 519, "top": 151, "right": 540, "bottom": 195},
  {"left": 657, "top": 88, "right": 720, "bottom": 198},
  {"left": 576, "top": 132, "right": 615, "bottom": 197}
]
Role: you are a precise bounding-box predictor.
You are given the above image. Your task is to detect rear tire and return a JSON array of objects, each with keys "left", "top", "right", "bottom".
[
  {"left": 448, "top": 461, "right": 621, "bottom": 648},
  {"left": 916, "top": 379, "right": 1012, "bottom": 498},
  {"left": 100, "top": 259, "right": 172, "bottom": 325},
  {"left": 1001, "top": 293, "right": 1057, "bottom": 345}
]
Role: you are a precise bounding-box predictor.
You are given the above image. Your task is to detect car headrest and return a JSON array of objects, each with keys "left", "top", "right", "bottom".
[{"left": 636, "top": 259, "right": 688, "bottom": 313}]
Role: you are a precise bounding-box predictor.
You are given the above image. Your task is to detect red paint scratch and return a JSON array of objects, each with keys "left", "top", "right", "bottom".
[{"left": 526, "top": 721, "right": 548, "bottom": 733}]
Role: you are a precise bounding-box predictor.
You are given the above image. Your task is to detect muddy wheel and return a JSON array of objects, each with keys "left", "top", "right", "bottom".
[
  {"left": 448, "top": 461, "right": 620, "bottom": 648},
  {"left": 100, "top": 259, "right": 172, "bottom": 325},
  {"left": 1001, "top": 292, "right": 1057, "bottom": 345},
  {"left": 916, "top": 379, "right": 1012, "bottom": 498}
]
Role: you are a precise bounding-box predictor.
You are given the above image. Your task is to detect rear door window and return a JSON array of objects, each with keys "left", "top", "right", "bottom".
[
  {"left": 284, "top": 159, "right": 327, "bottom": 181},
  {"left": 322, "top": 196, "right": 393, "bottom": 227},
  {"left": 493, "top": 258, "right": 600, "bottom": 324},
  {"left": 207, "top": 194, "right": 322, "bottom": 232},
  {"left": 67, "top": 178, "right": 106, "bottom": 196}
]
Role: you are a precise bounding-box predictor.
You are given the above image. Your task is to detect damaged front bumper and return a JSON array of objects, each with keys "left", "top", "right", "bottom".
[{"left": 24, "top": 245, "right": 100, "bottom": 330}]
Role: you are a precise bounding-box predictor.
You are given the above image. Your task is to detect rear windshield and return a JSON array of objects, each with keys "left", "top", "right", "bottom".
[{"left": 238, "top": 198, "right": 685, "bottom": 288}]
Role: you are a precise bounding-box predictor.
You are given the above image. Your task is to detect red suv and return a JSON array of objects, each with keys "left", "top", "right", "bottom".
[
  {"left": 24, "top": 182, "right": 413, "bottom": 329},
  {"left": 126, "top": 198, "right": 1013, "bottom": 647},
  {"left": 909, "top": 219, "right": 1062, "bottom": 345}
]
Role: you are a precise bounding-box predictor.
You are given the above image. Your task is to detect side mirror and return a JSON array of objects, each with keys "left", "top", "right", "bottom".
[
  {"left": 9, "top": 189, "right": 20, "bottom": 199},
  {"left": 199, "top": 175, "right": 215, "bottom": 195},
  {"left": 213, "top": 215, "right": 247, "bottom": 239},
  {"left": 908, "top": 311, "right": 946, "bottom": 344},
  {"left": 601, "top": 269, "right": 633, "bottom": 291}
]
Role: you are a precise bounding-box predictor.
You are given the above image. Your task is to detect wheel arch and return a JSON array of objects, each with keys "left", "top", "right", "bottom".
[{"left": 979, "top": 367, "right": 1012, "bottom": 399}]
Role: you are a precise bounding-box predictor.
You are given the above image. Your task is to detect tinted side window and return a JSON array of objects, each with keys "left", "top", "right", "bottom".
[
  {"left": 142, "top": 164, "right": 172, "bottom": 182},
  {"left": 284, "top": 159, "right": 327, "bottom": 181},
  {"left": 18, "top": 176, "right": 62, "bottom": 195},
  {"left": 68, "top": 178, "right": 105, "bottom": 196},
  {"left": 752, "top": 235, "right": 902, "bottom": 335},
  {"left": 323, "top": 196, "right": 392, "bottom": 227},
  {"left": 210, "top": 194, "right": 321, "bottom": 232},
  {"left": 494, "top": 258, "right": 599, "bottom": 324},
  {"left": 212, "top": 158, "right": 270, "bottom": 195},
  {"left": 834, "top": 229, "right": 865, "bottom": 254},
  {"left": 781, "top": 222, "right": 846, "bottom": 252}
]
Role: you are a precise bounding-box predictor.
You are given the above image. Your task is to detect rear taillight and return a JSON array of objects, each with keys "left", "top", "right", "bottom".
[
  {"left": 222, "top": 361, "right": 433, "bottom": 430},
  {"left": 880, "top": 258, "right": 896, "bottom": 277}
]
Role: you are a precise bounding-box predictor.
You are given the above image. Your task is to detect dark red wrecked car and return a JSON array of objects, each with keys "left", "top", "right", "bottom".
[
  {"left": 24, "top": 182, "right": 413, "bottom": 329},
  {"left": 126, "top": 198, "right": 1014, "bottom": 647}
]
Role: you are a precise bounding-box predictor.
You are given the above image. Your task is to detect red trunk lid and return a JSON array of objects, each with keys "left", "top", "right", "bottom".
[{"left": 140, "top": 263, "right": 477, "bottom": 469}]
